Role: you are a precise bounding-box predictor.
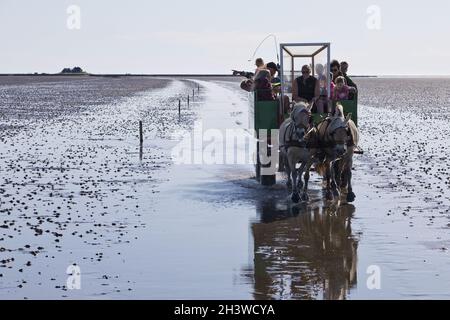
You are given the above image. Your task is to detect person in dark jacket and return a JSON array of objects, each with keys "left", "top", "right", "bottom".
[
  {"left": 340, "top": 61, "right": 357, "bottom": 90},
  {"left": 330, "top": 59, "right": 343, "bottom": 83},
  {"left": 265, "top": 61, "right": 292, "bottom": 115},
  {"left": 266, "top": 62, "right": 280, "bottom": 83},
  {"left": 254, "top": 69, "right": 275, "bottom": 101}
]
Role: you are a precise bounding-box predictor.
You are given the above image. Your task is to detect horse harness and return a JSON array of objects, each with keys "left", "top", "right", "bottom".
[
  {"left": 282, "top": 109, "right": 310, "bottom": 151},
  {"left": 282, "top": 122, "right": 308, "bottom": 151},
  {"left": 315, "top": 117, "right": 354, "bottom": 149}
]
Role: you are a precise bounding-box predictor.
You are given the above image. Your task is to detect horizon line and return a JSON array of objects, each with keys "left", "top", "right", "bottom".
[{"left": 1, "top": 73, "right": 450, "bottom": 78}]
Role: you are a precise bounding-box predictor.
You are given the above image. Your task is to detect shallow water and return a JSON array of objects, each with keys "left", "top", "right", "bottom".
[{"left": 0, "top": 76, "right": 449, "bottom": 299}]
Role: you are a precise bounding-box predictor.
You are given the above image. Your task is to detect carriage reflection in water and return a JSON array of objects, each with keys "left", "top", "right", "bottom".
[
  {"left": 241, "top": 201, "right": 358, "bottom": 300},
  {"left": 249, "top": 42, "right": 359, "bottom": 186}
]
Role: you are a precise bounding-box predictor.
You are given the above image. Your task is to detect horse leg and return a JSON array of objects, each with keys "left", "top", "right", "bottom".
[
  {"left": 280, "top": 151, "right": 292, "bottom": 189},
  {"left": 337, "top": 159, "right": 348, "bottom": 189},
  {"left": 346, "top": 159, "right": 356, "bottom": 203},
  {"left": 330, "top": 160, "right": 340, "bottom": 199},
  {"left": 301, "top": 161, "right": 312, "bottom": 202},
  {"left": 291, "top": 166, "right": 300, "bottom": 203},
  {"left": 334, "top": 160, "right": 341, "bottom": 188},
  {"left": 285, "top": 156, "right": 292, "bottom": 189},
  {"left": 340, "top": 168, "right": 349, "bottom": 189},
  {"left": 325, "top": 161, "right": 334, "bottom": 201},
  {"left": 297, "top": 162, "right": 306, "bottom": 190}
]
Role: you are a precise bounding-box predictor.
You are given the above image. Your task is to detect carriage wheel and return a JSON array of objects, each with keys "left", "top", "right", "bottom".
[
  {"left": 255, "top": 138, "right": 261, "bottom": 181},
  {"left": 255, "top": 162, "right": 261, "bottom": 181},
  {"left": 258, "top": 133, "right": 276, "bottom": 186},
  {"left": 260, "top": 174, "right": 276, "bottom": 186}
]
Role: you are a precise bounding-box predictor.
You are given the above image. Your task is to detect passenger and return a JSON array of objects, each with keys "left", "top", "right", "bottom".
[
  {"left": 265, "top": 61, "right": 290, "bottom": 114},
  {"left": 315, "top": 63, "right": 325, "bottom": 80},
  {"left": 316, "top": 63, "right": 335, "bottom": 96},
  {"left": 292, "top": 65, "right": 320, "bottom": 104},
  {"left": 323, "top": 62, "right": 335, "bottom": 92},
  {"left": 340, "top": 61, "right": 357, "bottom": 88},
  {"left": 332, "top": 76, "right": 356, "bottom": 101},
  {"left": 254, "top": 58, "right": 265, "bottom": 76},
  {"left": 330, "top": 59, "right": 343, "bottom": 83},
  {"left": 340, "top": 61, "right": 357, "bottom": 99},
  {"left": 266, "top": 62, "right": 281, "bottom": 85},
  {"left": 254, "top": 69, "right": 275, "bottom": 101},
  {"left": 314, "top": 63, "right": 334, "bottom": 113}
]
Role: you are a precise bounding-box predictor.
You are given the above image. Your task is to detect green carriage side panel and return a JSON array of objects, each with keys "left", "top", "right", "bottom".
[
  {"left": 254, "top": 100, "right": 279, "bottom": 131},
  {"left": 339, "top": 99, "right": 358, "bottom": 126},
  {"left": 251, "top": 98, "right": 279, "bottom": 186},
  {"left": 312, "top": 96, "right": 358, "bottom": 126}
]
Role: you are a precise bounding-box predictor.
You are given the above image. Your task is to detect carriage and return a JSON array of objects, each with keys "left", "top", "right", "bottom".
[{"left": 250, "top": 42, "right": 358, "bottom": 185}]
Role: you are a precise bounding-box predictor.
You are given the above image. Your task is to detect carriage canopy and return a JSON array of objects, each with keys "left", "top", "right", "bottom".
[{"left": 279, "top": 42, "right": 331, "bottom": 103}]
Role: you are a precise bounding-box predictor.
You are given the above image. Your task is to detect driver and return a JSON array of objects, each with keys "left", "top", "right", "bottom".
[{"left": 266, "top": 61, "right": 290, "bottom": 115}]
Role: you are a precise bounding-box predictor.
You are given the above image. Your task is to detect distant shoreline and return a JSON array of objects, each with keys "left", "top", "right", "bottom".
[
  {"left": 0, "top": 73, "right": 379, "bottom": 78},
  {"left": 2, "top": 73, "right": 450, "bottom": 78}
]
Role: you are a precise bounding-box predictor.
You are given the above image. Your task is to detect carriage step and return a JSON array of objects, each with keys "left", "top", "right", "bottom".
[{"left": 354, "top": 146, "right": 364, "bottom": 155}]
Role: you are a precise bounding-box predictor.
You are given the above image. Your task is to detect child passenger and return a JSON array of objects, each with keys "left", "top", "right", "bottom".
[
  {"left": 332, "top": 76, "right": 356, "bottom": 101},
  {"left": 254, "top": 58, "right": 265, "bottom": 77}
]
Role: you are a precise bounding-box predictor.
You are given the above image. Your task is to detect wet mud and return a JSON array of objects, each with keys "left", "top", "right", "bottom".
[{"left": 1, "top": 76, "right": 449, "bottom": 299}]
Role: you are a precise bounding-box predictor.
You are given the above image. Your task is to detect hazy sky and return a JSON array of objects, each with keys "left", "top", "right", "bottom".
[{"left": 0, "top": 0, "right": 449, "bottom": 75}]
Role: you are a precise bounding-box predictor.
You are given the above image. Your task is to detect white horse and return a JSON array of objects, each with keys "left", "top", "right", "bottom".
[{"left": 279, "top": 102, "right": 316, "bottom": 203}]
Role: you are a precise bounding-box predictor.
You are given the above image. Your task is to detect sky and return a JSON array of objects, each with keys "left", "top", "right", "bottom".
[{"left": 0, "top": 0, "right": 449, "bottom": 75}]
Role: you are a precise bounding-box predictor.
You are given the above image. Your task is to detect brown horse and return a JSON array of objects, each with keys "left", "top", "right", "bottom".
[{"left": 306, "top": 104, "right": 359, "bottom": 202}]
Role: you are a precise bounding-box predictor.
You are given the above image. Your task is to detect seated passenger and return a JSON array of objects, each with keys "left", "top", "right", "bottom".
[
  {"left": 340, "top": 61, "right": 357, "bottom": 89},
  {"left": 266, "top": 62, "right": 281, "bottom": 85},
  {"left": 340, "top": 61, "right": 357, "bottom": 100},
  {"left": 266, "top": 61, "right": 290, "bottom": 114},
  {"left": 254, "top": 69, "right": 275, "bottom": 101},
  {"left": 330, "top": 59, "right": 343, "bottom": 83},
  {"left": 292, "top": 65, "right": 320, "bottom": 104},
  {"left": 254, "top": 58, "right": 265, "bottom": 77},
  {"left": 314, "top": 63, "right": 334, "bottom": 113},
  {"left": 332, "top": 76, "right": 356, "bottom": 101}
]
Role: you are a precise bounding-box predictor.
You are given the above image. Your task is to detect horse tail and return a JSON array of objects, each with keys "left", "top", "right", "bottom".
[
  {"left": 315, "top": 161, "right": 328, "bottom": 177},
  {"left": 348, "top": 120, "right": 359, "bottom": 146}
]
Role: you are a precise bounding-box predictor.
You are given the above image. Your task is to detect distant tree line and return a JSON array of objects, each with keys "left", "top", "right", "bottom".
[{"left": 61, "top": 67, "right": 85, "bottom": 74}]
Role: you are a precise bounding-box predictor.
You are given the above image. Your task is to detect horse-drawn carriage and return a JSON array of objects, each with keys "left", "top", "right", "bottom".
[{"left": 250, "top": 42, "right": 360, "bottom": 202}]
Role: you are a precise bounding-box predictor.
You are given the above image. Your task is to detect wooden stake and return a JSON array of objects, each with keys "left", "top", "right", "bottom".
[{"left": 139, "top": 121, "right": 143, "bottom": 145}]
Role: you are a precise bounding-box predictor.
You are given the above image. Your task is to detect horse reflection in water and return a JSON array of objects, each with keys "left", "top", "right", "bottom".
[{"left": 244, "top": 200, "right": 358, "bottom": 300}]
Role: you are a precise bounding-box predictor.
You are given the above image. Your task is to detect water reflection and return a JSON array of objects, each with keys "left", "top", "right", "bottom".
[{"left": 245, "top": 199, "right": 359, "bottom": 300}]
